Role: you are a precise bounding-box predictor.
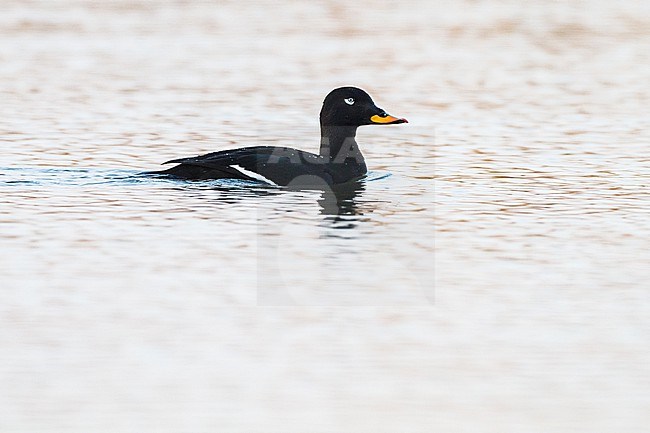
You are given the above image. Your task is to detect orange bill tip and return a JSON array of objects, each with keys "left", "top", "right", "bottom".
[{"left": 370, "top": 114, "right": 408, "bottom": 124}]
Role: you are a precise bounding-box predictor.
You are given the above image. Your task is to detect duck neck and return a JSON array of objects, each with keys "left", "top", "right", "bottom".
[{"left": 319, "top": 125, "right": 364, "bottom": 164}]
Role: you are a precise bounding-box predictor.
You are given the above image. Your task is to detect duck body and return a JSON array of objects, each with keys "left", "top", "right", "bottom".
[
  {"left": 148, "top": 87, "right": 406, "bottom": 186},
  {"left": 157, "top": 145, "right": 366, "bottom": 186}
]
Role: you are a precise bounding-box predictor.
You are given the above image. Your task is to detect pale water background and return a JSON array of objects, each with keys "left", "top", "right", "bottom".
[{"left": 1, "top": 0, "right": 649, "bottom": 432}]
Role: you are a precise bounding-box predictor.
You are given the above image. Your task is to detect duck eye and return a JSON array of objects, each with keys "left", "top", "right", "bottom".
[{"left": 344, "top": 98, "right": 355, "bottom": 105}]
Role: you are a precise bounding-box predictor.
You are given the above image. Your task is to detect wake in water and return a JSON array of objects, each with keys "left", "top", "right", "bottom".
[{"left": 0, "top": 167, "right": 391, "bottom": 188}]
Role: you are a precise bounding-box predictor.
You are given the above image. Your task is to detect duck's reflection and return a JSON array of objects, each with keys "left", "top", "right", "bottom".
[
  {"left": 163, "top": 176, "right": 367, "bottom": 230},
  {"left": 317, "top": 181, "right": 365, "bottom": 230}
]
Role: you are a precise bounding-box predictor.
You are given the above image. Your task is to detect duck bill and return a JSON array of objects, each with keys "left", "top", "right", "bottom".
[{"left": 370, "top": 114, "right": 408, "bottom": 124}]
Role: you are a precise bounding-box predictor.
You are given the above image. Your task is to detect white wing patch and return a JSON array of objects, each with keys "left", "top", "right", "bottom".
[{"left": 230, "top": 164, "right": 278, "bottom": 186}]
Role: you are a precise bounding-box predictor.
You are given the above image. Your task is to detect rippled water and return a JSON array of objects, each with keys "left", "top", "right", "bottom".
[{"left": 1, "top": 1, "right": 649, "bottom": 432}]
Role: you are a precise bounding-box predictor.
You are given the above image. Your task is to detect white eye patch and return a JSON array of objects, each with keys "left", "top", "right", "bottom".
[{"left": 344, "top": 97, "right": 355, "bottom": 105}]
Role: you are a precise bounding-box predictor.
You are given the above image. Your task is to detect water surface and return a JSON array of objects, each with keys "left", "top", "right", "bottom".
[{"left": 0, "top": 1, "right": 648, "bottom": 432}]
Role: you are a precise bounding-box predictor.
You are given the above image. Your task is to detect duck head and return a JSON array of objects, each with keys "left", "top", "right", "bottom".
[{"left": 320, "top": 87, "right": 408, "bottom": 127}]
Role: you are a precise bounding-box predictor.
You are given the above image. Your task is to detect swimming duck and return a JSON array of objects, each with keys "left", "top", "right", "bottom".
[{"left": 148, "top": 87, "right": 407, "bottom": 186}]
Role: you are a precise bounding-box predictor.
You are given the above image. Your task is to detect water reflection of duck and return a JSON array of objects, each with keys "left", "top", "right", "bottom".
[
  {"left": 147, "top": 87, "right": 407, "bottom": 186},
  {"left": 318, "top": 181, "right": 365, "bottom": 216}
]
